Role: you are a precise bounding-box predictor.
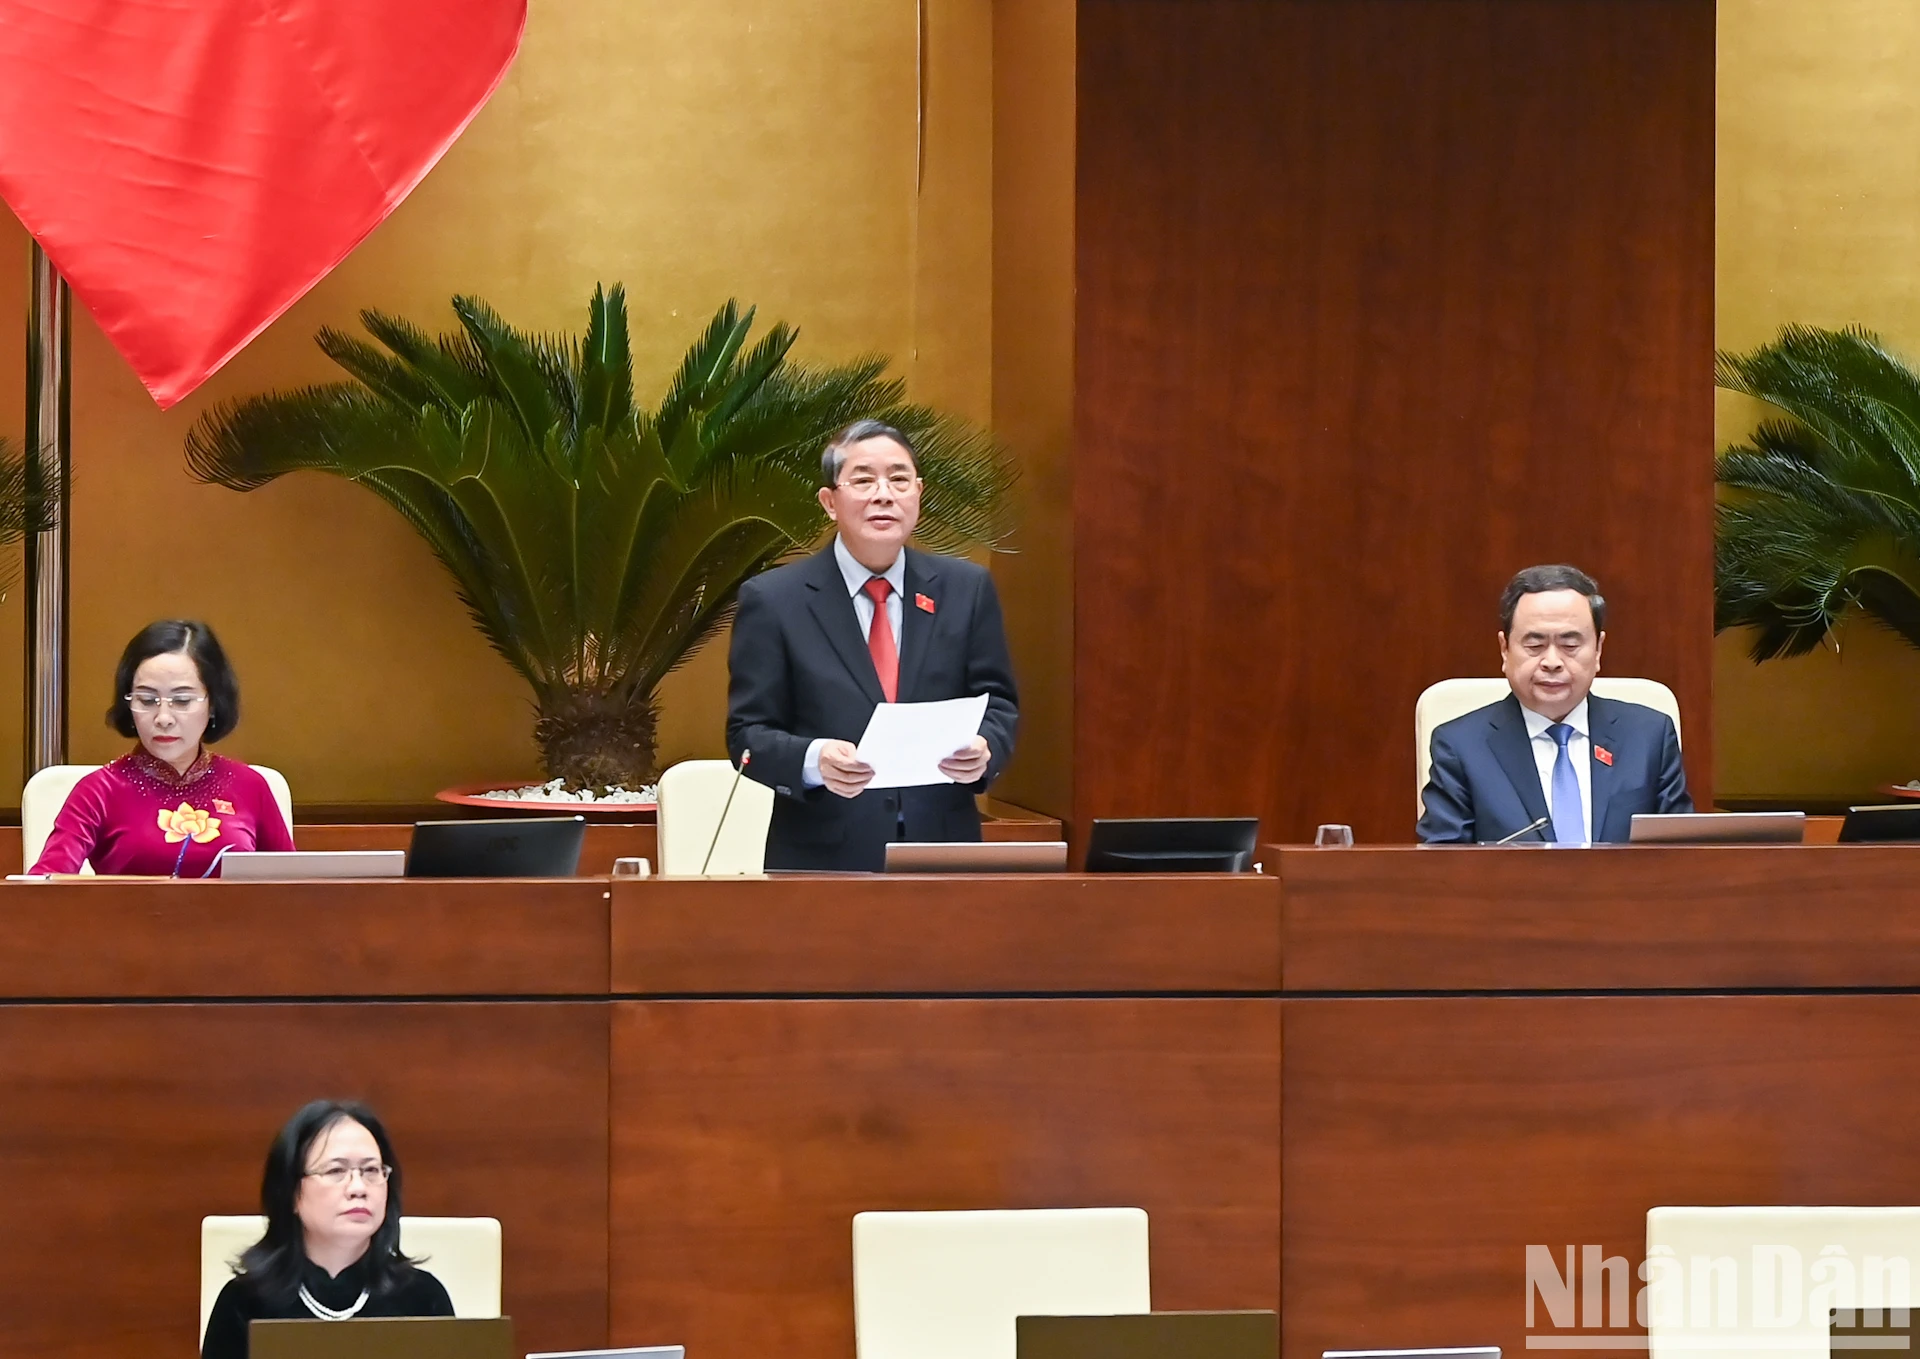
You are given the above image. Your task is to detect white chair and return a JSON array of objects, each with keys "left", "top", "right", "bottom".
[
  {"left": 1415, "top": 677, "right": 1683, "bottom": 817},
  {"left": 22, "top": 762, "right": 294, "bottom": 873},
  {"left": 655, "top": 758, "right": 773, "bottom": 875},
  {"left": 852, "top": 1208, "right": 1151, "bottom": 1359},
  {"left": 199, "top": 1214, "right": 501, "bottom": 1342},
  {"left": 1643, "top": 1206, "right": 1920, "bottom": 1359}
]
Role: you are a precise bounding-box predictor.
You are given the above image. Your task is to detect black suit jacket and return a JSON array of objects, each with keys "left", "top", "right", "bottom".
[
  {"left": 726, "top": 543, "right": 1019, "bottom": 871},
  {"left": 1416, "top": 693, "right": 1692, "bottom": 844}
]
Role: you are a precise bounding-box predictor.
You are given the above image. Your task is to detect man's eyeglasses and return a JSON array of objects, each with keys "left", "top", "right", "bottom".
[
  {"left": 304, "top": 1162, "right": 392, "bottom": 1187},
  {"left": 125, "top": 691, "right": 208, "bottom": 714},
  {"left": 837, "top": 472, "right": 919, "bottom": 497}
]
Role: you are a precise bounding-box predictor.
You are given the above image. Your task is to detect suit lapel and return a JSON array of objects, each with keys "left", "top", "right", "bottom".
[
  {"left": 1588, "top": 695, "right": 1616, "bottom": 842},
  {"left": 897, "top": 550, "right": 939, "bottom": 702},
  {"left": 802, "top": 545, "right": 886, "bottom": 706},
  {"left": 1489, "top": 694, "right": 1552, "bottom": 832}
]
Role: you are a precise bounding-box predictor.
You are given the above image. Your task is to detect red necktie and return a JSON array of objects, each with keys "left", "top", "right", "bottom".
[{"left": 863, "top": 576, "right": 898, "bottom": 702}]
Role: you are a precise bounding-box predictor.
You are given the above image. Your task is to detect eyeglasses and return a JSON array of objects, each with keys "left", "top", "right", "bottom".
[
  {"left": 304, "top": 1162, "right": 392, "bottom": 1187},
  {"left": 125, "top": 691, "right": 207, "bottom": 713},
  {"left": 837, "top": 472, "right": 919, "bottom": 497}
]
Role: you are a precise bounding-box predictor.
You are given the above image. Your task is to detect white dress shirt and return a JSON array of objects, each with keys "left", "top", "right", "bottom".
[
  {"left": 1520, "top": 697, "right": 1592, "bottom": 844},
  {"left": 801, "top": 537, "right": 906, "bottom": 787}
]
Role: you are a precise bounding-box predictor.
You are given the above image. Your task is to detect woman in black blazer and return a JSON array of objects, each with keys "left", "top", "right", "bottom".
[{"left": 201, "top": 1100, "right": 453, "bottom": 1359}]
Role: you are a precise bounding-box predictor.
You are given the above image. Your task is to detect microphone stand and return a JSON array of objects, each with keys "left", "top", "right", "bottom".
[
  {"left": 699, "top": 750, "right": 750, "bottom": 875},
  {"left": 1492, "top": 815, "right": 1551, "bottom": 846}
]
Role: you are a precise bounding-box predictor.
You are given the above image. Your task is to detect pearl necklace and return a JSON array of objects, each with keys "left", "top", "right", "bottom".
[{"left": 298, "top": 1284, "right": 370, "bottom": 1321}]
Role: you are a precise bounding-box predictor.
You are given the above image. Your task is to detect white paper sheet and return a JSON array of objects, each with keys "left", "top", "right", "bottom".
[{"left": 854, "top": 694, "right": 991, "bottom": 789}]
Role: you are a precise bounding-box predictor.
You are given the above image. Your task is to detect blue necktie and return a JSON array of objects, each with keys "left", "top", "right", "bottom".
[{"left": 1547, "top": 722, "right": 1584, "bottom": 845}]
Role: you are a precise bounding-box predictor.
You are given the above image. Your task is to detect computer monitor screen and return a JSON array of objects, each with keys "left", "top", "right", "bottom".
[
  {"left": 1839, "top": 804, "right": 1920, "bottom": 843},
  {"left": 252, "top": 1317, "right": 513, "bottom": 1359},
  {"left": 1627, "top": 812, "right": 1804, "bottom": 845},
  {"left": 221, "top": 850, "right": 406, "bottom": 880},
  {"left": 405, "top": 816, "right": 587, "bottom": 878},
  {"left": 1085, "top": 818, "right": 1260, "bottom": 873}
]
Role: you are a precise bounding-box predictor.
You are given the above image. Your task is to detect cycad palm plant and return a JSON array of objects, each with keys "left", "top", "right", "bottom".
[
  {"left": 186, "top": 286, "right": 1014, "bottom": 788},
  {"left": 1716, "top": 324, "right": 1920, "bottom": 661}
]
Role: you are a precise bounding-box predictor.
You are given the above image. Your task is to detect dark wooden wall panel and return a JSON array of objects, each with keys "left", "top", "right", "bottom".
[
  {"left": 611, "top": 874, "right": 1282, "bottom": 994},
  {"left": 0, "top": 880, "right": 609, "bottom": 998},
  {"left": 1282, "top": 996, "right": 1920, "bottom": 1359},
  {"left": 0, "top": 1003, "right": 609, "bottom": 1359},
  {"left": 1074, "top": 0, "right": 1716, "bottom": 843},
  {"left": 1275, "top": 843, "right": 1920, "bottom": 991},
  {"left": 609, "top": 999, "right": 1280, "bottom": 1359}
]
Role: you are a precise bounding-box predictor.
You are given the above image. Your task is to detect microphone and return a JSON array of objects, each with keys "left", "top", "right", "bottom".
[
  {"left": 699, "top": 750, "right": 750, "bottom": 876},
  {"left": 1492, "top": 816, "right": 1550, "bottom": 846}
]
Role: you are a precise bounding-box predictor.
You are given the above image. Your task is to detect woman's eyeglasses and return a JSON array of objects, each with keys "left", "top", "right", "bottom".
[
  {"left": 125, "top": 691, "right": 207, "bottom": 714},
  {"left": 303, "top": 1162, "right": 392, "bottom": 1187}
]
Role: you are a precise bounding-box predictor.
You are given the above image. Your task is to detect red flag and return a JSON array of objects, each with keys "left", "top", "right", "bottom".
[{"left": 0, "top": 0, "right": 525, "bottom": 408}]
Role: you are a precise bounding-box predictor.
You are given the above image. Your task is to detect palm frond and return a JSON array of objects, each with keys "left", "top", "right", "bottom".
[
  {"left": 578, "top": 285, "right": 633, "bottom": 437},
  {"left": 355, "top": 311, "right": 491, "bottom": 410},
  {"left": 1715, "top": 324, "right": 1920, "bottom": 662},
  {"left": 451, "top": 296, "right": 568, "bottom": 451}
]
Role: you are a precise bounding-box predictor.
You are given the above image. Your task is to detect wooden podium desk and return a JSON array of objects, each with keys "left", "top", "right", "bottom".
[
  {"left": 0, "top": 872, "right": 1277, "bottom": 1359},
  {"left": 6, "top": 852, "right": 1920, "bottom": 1359},
  {"left": 1275, "top": 843, "right": 1920, "bottom": 1359}
]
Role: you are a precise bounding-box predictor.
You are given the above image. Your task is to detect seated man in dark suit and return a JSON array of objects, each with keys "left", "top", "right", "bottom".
[
  {"left": 1417, "top": 564, "right": 1691, "bottom": 845},
  {"left": 726, "top": 419, "right": 1019, "bottom": 871}
]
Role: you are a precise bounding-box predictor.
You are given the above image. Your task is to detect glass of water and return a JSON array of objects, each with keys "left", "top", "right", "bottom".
[{"left": 1313, "top": 824, "right": 1355, "bottom": 848}]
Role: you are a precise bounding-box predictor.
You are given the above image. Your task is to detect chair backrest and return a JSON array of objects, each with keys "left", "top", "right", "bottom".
[
  {"left": 1644, "top": 1206, "right": 1920, "bottom": 1359},
  {"left": 656, "top": 758, "right": 773, "bottom": 875},
  {"left": 21, "top": 765, "right": 98, "bottom": 872},
  {"left": 22, "top": 762, "right": 295, "bottom": 873},
  {"left": 199, "top": 1214, "right": 501, "bottom": 1341},
  {"left": 1414, "top": 678, "right": 1683, "bottom": 817},
  {"left": 852, "top": 1208, "right": 1151, "bottom": 1359}
]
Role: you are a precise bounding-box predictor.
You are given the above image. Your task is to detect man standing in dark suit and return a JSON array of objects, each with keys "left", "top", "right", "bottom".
[
  {"left": 1417, "top": 564, "right": 1691, "bottom": 845},
  {"left": 726, "top": 420, "right": 1019, "bottom": 870}
]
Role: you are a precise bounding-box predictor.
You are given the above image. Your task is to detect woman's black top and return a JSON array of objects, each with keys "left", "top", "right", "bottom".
[{"left": 200, "top": 1254, "right": 454, "bottom": 1359}]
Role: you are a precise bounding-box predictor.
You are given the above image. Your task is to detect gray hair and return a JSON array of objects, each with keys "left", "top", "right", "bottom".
[
  {"left": 821, "top": 419, "right": 919, "bottom": 488},
  {"left": 1499, "top": 563, "right": 1607, "bottom": 634}
]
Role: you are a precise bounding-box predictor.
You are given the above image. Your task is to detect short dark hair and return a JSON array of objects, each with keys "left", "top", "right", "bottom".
[
  {"left": 820, "top": 419, "right": 919, "bottom": 488},
  {"left": 236, "top": 1100, "right": 421, "bottom": 1302},
  {"left": 107, "top": 620, "right": 240, "bottom": 742},
  {"left": 1499, "top": 564, "right": 1607, "bottom": 635}
]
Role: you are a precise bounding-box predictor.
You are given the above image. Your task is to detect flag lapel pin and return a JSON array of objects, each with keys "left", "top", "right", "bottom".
[
  {"left": 1595, "top": 746, "right": 1613, "bottom": 766},
  {"left": 915, "top": 593, "right": 935, "bottom": 614}
]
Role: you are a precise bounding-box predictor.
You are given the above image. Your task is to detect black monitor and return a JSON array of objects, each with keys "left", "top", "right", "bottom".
[
  {"left": 1838, "top": 803, "right": 1920, "bottom": 843},
  {"left": 404, "top": 816, "right": 587, "bottom": 878},
  {"left": 1085, "top": 817, "right": 1260, "bottom": 873}
]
